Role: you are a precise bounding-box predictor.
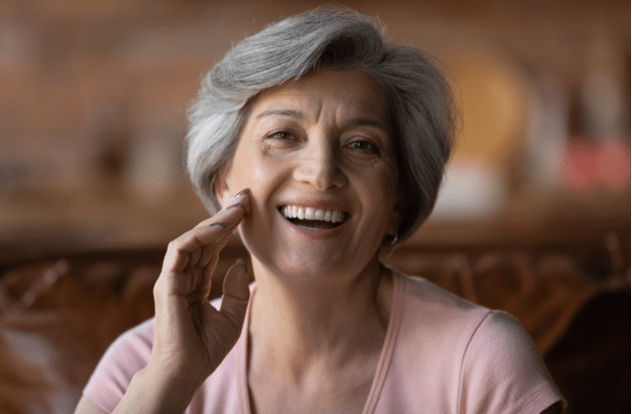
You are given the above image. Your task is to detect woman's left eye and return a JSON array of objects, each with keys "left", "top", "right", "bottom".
[{"left": 347, "top": 140, "right": 380, "bottom": 155}]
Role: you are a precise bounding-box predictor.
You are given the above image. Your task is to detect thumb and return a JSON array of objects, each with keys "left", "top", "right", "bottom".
[{"left": 219, "top": 259, "right": 250, "bottom": 329}]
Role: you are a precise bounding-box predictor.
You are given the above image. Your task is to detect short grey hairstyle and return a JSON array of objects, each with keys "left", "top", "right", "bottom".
[{"left": 186, "top": 6, "right": 455, "bottom": 244}]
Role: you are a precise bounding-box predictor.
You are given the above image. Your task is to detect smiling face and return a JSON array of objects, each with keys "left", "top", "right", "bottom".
[{"left": 216, "top": 69, "right": 399, "bottom": 283}]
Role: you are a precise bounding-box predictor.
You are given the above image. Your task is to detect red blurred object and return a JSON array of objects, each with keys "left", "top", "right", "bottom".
[{"left": 562, "top": 138, "right": 631, "bottom": 191}]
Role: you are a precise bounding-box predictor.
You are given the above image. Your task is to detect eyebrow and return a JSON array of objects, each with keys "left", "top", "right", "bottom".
[
  {"left": 256, "top": 110, "right": 389, "bottom": 132},
  {"left": 342, "top": 117, "right": 390, "bottom": 133},
  {"left": 256, "top": 109, "right": 306, "bottom": 120}
]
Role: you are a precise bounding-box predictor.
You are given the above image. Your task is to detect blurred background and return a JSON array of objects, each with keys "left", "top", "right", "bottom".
[
  {"left": 0, "top": 0, "right": 629, "bottom": 260},
  {"left": 0, "top": 1, "right": 629, "bottom": 412},
  {"left": 0, "top": 0, "right": 630, "bottom": 261}
]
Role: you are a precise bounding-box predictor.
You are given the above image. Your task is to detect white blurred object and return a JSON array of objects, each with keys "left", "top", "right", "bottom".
[
  {"left": 522, "top": 75, "right": 569, "bottom": 192},
  {"left": 126, "top": 133, "right": 179, "bottom": 205},
  {"left": 430, "top": 158, "right": 507, "bottom": 221}
]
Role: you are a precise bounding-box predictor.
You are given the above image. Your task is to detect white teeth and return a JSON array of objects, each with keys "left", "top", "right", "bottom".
[{"left": 281, "top": 206, "right": 346, "bottom": 223}]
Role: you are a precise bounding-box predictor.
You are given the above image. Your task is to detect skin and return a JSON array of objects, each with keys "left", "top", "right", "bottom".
[
  {"left": 75, "top": 69, "right": 562, "bottom": 414},
  {"left": 217, "top": 69, "right": 399, "bottom": 284},
  {"left": 214, "top": 69, "right": 399, "bottom": 414}
]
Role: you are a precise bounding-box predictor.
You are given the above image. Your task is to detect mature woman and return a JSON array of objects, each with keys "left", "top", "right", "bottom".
[{"left": 76, "top": 7, "right": 564, "bottom": 414}]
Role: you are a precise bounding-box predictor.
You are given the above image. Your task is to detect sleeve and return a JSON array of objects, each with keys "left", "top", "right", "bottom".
[
  {"left": 458, "top": 311, "right": 565, "bottom": 414},
  {"left": 81, "top": 318, "right": 155, "bottom": 413}
]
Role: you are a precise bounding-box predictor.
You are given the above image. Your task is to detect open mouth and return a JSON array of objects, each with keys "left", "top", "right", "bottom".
[{"left": 279, "top": 205, "right": 349, "bottom": 229}]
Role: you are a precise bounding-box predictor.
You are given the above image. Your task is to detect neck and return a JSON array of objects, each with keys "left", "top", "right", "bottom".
[{"left": 248, "top": 257, "right": 393, "bottom": 374}]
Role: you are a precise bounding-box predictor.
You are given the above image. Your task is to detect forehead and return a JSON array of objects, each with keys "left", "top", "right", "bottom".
[{"left": 249, "top": 69, "right": 390, "bottom": 122}]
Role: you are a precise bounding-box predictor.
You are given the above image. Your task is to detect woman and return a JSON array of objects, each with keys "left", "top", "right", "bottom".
[{"left": 76, "top": 7, "right": 564, "bottom": 414}]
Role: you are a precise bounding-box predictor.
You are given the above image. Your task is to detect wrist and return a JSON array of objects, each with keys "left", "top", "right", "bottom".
[{"left": 113, "top": 364, "right": 203, "bottom": 414}]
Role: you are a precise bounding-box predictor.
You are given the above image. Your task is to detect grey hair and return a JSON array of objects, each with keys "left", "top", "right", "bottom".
[{"left": 186, "top": 6, "right": 456, "bottom": 244}]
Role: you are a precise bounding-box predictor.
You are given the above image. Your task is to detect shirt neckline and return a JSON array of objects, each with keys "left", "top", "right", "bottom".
[
  {"left": 362, "top": 269, "right": 404, "bottom": 414},
  {"left": 235, "top": 271, "right": 405, "bottom": 414}
]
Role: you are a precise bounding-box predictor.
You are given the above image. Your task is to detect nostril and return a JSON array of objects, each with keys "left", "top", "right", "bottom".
[{"left": 293, "top": 161, "right": 346, "bottom": 190}]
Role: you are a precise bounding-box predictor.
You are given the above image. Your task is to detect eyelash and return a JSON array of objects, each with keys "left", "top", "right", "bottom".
[
  {"left": 265, "top": 131, "right": 382, "bottom": 157},
  {"left": 268, "top": 131, "right": 295, "bottom": 140},
  {"left": 347, "top": 139, "right": 380, "bottom": 155}
]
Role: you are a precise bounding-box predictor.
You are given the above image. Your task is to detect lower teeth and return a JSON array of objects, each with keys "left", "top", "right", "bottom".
[{"left": 289, "top": 218, "right": 339, "bottom": 229}]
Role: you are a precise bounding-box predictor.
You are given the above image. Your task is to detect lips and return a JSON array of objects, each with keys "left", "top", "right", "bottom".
[{"left": 279, "top": 205, "right": 349, "bottom": 229}]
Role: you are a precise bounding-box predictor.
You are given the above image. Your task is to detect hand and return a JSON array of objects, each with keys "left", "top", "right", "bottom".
[{"left": 149, "top": 188, "right": 251, "bottom": 392}]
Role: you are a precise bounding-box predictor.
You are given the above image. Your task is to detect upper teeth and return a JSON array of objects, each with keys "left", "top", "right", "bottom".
[{"left": 281, "top": 206, "right": 346, "bottom": 223}]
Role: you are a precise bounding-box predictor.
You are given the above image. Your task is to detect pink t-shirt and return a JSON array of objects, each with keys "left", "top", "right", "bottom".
[{"left": 83, "top": 272, "right": 564, "bottom": 413}]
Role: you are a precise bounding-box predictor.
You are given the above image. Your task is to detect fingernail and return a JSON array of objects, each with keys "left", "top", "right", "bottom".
[
  {"left": 231, "top": 189, "right": 249, "bottom": 203},
  {"left": 226, "top": 202, "right": 245, "bottom": 211}
]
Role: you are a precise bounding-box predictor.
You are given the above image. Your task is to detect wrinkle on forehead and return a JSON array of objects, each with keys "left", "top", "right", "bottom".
[{"left": 250, "top": 69, "right": 391, "bottom": 132}]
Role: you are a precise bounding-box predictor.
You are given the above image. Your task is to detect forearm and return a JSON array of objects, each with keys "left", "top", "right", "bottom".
[{"left": 112, "top": 365, "right": 201, "bottom": 414}]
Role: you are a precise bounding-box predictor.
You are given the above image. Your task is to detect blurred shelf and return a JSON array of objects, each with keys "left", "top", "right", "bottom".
[
  {"left": 0, "top": 181, "right": 210, "bottom": 266},
  {"left": 0, "top": 181, "right": 629, "bottom": 268},
  {"left": 409, "top": 187, "right": 630, "bottom": 250}
]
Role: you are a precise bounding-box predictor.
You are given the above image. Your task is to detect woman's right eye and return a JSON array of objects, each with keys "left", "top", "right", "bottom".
[
  {"left": 267, "top": 131, "right": 294, "bottom": 140},
  {"left": 262, "top": 130, "right": 299, "bottom": 152}
]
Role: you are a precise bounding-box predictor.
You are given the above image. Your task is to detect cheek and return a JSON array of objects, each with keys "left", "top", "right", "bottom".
[
  {"left": 370, "top": 160, "right": 398, "bottom": 199},
  {"left": 250, "top": 161, "right": 270, "bottom": 188},
  {"left": 368, "top": 162, "right": 399, "bottom": 224},
  {"left": 231, "top": 154, "right": 287, "bottom": 215},
  {"left": 236, "top": 157, "right": 286, "bottom": 245},
  {"left": 228, "top": 150, "right": 263, "bottom": 188}
]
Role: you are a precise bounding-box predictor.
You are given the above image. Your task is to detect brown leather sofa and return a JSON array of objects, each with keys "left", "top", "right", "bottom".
[{"left": 0, "top": 238, "right": 628, "bottom": 413}]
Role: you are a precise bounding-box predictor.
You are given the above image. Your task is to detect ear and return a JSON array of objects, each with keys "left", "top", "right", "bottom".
[
  {"left": 386, "top": 202, "right": 399, "bottom": 238},
  {"left": 212, "top": 164, "right": 231, "bottom": 209}
]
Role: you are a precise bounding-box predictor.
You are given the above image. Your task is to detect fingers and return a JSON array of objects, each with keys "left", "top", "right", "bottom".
[{"left": 162, "top": 189, "right": 250, "bottom": 274}]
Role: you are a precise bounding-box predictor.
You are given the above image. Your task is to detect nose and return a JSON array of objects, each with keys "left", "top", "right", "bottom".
[{"left": 292, "top": 138, "right": 347, "bottom": 190}]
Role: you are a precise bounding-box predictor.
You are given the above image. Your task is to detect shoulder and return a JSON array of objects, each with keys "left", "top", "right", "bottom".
[
  {"left": 460, "top": 309, "right": 547, "bottom": 385},
  {"left": 399, "top": 272, "right": 481, "bottom": 310},
  {"left": 396, "top": 272, "right": 491, "bottom": 332},
  {"left": 82, "top": 318, "right": 155, "bottom": 413},
  {"left": 388, "top": 272, "right": 564, "bottom": 413},
  {"left": 396, "top": 272, "right": 538, "bottom": 345},
  {"left": 459, "top": 309, "right": 564, "bottom": 413},
  {"left": 387, "top": 272, "right": 500, "bottom": 387},
  {"left": 81, "top": 295, "right": 244, "bottom": 413},
  {"left": 93, "top": 317, "right": 155, "bottom": 378}
]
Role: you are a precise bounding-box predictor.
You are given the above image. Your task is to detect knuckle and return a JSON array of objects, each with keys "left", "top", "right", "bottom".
[
  {"left": 167, "top": 239, "right": 179, "bottom": 253},
  {"left": 170, "top": 237, "right": 186, "bottom": 251},
  {"left": 153, "top": 275, "right": 165, "bottom": 296}
]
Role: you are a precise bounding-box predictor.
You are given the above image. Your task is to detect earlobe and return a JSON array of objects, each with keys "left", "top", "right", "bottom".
[
  {"left": 385, "top": 204, "right": 399, "bottom": 245},
  {"left": 389, "top": 201, "right": 400, "bottom": 233}
]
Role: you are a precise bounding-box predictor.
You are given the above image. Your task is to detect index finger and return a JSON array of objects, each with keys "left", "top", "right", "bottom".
[
  {"left": 163, "top": 189, "right": 250, "bottom": 271},
  {"left": 196, "top": 188, "right": 250, "bottom": 228},
  {"left": 196, "top": 202, "right": 246, "bottom": 246}
]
